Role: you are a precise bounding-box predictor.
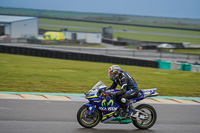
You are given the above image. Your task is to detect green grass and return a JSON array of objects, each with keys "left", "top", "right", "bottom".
[
  {"left": 162, "top": 49, "right": 200, "bottom": 55},
  {"left": 39, "top": 18, "right": 200, "bottom": 44},
  {"left": 39, "top": 18, "right": 200, "bottom": 36},
  {"left": 0, "top": 53, "right": 200, "bottom": 97},
  {"left": 114, "top": 32, "right": 200, "bottom": 44},
  {"left": 40, "top": 25, "right": 200, "bottom": 44}
]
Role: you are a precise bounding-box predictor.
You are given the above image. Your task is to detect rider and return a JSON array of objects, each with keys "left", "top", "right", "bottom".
[{"left": 107, "top": 65, "right": 139, "bottom": 119}]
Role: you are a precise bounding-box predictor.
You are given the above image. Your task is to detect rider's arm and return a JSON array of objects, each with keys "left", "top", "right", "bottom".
[
  {"left": 114, "top": 76, "right": 128, "bottom": 96},
  {"left": 115, "top": 84, "right": 127, "bottom": 96},
  {"left": 107, "top": 81, "right": 117, "bottom": 90}
]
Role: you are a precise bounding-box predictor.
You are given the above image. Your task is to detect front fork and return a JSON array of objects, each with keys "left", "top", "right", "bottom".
[{"left": 83, "top": 103, "right": 96, "bottom": 116}]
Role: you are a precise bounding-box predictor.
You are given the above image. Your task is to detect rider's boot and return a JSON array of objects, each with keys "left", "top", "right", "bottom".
[
  {"left": 113, "top": 109, "right": 120, "bottom": 117},
  {"left": 120, "top": 107, "right": 128, "bottom": 120},
  {"left": 120, "top": 112, "right": 127, "bottom": 120}
]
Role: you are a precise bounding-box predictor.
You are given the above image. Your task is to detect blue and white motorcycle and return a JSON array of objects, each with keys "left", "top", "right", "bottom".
[{"left": 77, "top": 81, "right": 158, "bottom": 129}]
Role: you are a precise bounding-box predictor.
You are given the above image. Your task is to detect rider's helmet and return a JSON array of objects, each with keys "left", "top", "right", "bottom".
[{"left": 108, "top": 65, "right": 121, "bottom": 81}]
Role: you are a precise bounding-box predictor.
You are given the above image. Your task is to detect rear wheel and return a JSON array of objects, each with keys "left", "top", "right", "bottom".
[
  {"left": 132, "top": 104, "right": 157, "bottom": 129},
  {"left": 77, "top": 105, "right": 101, "bottom": 128}
]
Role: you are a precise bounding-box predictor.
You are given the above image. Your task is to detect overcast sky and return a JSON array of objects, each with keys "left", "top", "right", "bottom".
[{"left": 0, "top": 0, "right": 200, "bottom": 19}]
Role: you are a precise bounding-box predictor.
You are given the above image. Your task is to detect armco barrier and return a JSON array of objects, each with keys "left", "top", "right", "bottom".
[
  {"left": 0, "top": 45, "right": 158, "bottom": 68},
  {"left": 102, "top": 38, "right": 127, "bottom": 46},
  {"left": 171, "top": 62, "right": 181, "bottom": 70},
  {"left": 117, "top": 37, "right": 184, "bottom": 48},
  {"left": 156, "top": 60, "right": 200, "bottom": 72},
  {"left": 155, "top": 60, "right": 171, "bottom": 70},
  {"left": 180, "top": 63, "right": 191, "bottom": 71},
  {"left": 191, "top": 65, "right": 200, "bottom": 72}
]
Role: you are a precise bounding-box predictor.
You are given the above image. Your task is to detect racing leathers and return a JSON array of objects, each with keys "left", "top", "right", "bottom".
[{"left": 107, "top": 71, "right": 139, "bottom": 115}]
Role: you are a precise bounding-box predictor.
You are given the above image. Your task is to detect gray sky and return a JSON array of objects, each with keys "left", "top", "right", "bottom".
[{"left": 0, "top": 0, "right": 200, "bottom": 19}]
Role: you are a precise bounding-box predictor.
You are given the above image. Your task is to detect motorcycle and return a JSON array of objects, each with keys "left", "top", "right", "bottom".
[{"left": 77, "top": 81, "right": 158, "bottom": 129}]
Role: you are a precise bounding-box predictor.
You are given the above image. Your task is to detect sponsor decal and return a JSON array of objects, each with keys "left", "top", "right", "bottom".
[
  {"left": 99, "top": 107, "right": 118, "bottom": 111},
  {"left": 99, "top": 99, "right": 117, "bottom": 111},
  {"left": 101, "top": 99, "right": 114, "bottom": 107}
]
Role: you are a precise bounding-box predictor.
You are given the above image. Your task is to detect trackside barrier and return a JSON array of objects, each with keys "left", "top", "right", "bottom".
[
  {"left": 180, "top": 63, "right": 191, "bottom": 71},
  {"left": 191, "top": 65, "right": 200, "bottom": 72},
  {"left": 102, "top": 38, "right": 127, "bottom": 46},
  {"left": 155, "top": 60, "right": 171, "bottom": 70},
  {"left": 0, "top": 45, "right": 158, "bottom": 68},
  {"left": 171, "top": 62, "right": 181, "bottom": 70},
  {"left": 156, "top": 60, "right": 200, "bottom": 72}
]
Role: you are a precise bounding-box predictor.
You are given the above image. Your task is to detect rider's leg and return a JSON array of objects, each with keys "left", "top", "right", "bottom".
[
  {"left": 126, "top": 92, "right": 140, "bottom": 117},
  {"left": 118, "top": 96, "right": 129, "bottom": 119}
]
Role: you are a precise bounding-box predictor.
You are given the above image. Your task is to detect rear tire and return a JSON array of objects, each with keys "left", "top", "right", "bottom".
[
  {"left": 132, "top": 104, "right": 157, "bottom": 130},
  {"left": 77, "top": 105, "right": 101, "bottom": 128}
]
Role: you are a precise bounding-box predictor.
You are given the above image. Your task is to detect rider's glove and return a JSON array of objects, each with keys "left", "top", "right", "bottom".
[
  {"left": 109, "top": 92, "right": 116, "bottom": 97},
  {"left": 104, "top": 93, "right": 109, "bottom": 98}
]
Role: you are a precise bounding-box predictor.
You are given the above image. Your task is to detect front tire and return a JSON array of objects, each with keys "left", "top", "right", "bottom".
[
  {"left": 77, "top": 105, "right": 101, "bottom": 128},
  {"left": 133, "top": 104, "right": 157, "bottom": 130}
]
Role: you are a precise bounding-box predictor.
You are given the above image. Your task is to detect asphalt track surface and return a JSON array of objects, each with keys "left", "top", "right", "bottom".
[{"left": 0, "top": 99, "right": 200, "bottom": 133}]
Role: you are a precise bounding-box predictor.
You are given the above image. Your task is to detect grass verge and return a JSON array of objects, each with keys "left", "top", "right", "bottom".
[
  {"left": 40, "top": 26, "right": 200, "bottom": 44},
  {"left": 39, "top": 18, "right": 200, "bottom": 36},
  {"left": 39, "top": 18, "right": 200, "bottom": 45},
  {"left": 161, "top": 49, "right": 200, "bottom": 55},
  {"left": 0, "top": 53, "right": 199, "bottom": 97}
]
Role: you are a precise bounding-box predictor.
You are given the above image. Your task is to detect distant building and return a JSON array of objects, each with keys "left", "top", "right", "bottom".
[
  {"left": 102, "top": 27, "right": 113, "bottom": 39},
  {"left": 0, "top": 15, "right": 38, "bottom": 38},
  {"left": 62, "top": 31, "right": 102, "bottom": 44}
]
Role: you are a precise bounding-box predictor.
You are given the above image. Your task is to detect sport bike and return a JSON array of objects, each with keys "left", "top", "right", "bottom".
[{"left": 77, "top": 81, "right": 158, "bottom": 129}]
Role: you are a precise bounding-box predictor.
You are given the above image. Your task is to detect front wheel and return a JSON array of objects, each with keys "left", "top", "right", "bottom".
[
  {"left": 133, "top": 104, "right": 157, "bottom": 130},
  {"left": 77, "top": 105, "right": 101, "bottom": 128}
]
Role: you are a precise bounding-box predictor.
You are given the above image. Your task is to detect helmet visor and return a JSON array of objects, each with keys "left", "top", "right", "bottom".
[
  {"left": 108, "top": 65, "right": 121, "bottom": 81},
  {"left": 108, "top": 71, "right": 117, "bottom": 81}
]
